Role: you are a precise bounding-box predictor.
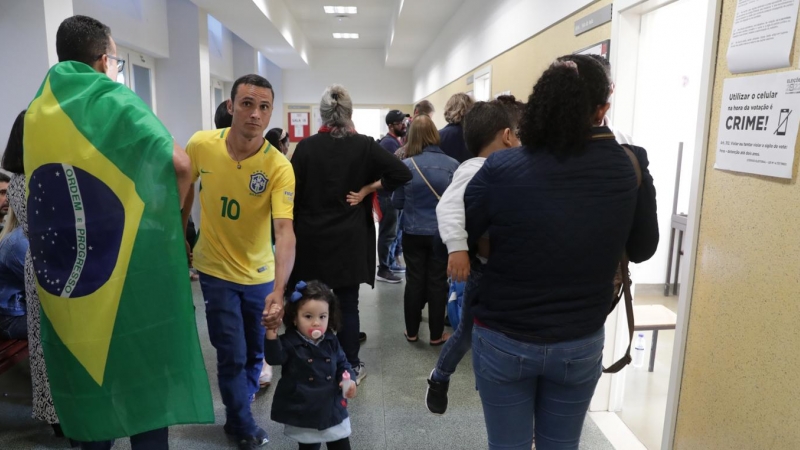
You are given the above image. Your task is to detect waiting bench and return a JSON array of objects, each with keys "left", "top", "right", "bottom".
[{"left": 0, "top": 339, "right": 29, "bottom": 375}]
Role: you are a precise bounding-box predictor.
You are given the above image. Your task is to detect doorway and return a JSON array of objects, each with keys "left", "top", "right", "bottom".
[{"left": 591, "top": 0, "right": 722, "bottom": 449}]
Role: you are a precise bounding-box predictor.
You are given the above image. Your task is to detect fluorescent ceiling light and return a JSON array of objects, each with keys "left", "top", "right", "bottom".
[
  {"left": 324, "top": 6, "right": 357, "bottom": 14},
  {"left": 332, "top": 33, "right": 359, "bottom": 39}
]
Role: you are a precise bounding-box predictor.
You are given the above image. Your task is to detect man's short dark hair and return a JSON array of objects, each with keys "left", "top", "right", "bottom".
[
  {"left": 231, "top": 74, "right": 274, "bottom": 102},
  {"left": 2, "top": 110, "right": 26, "bottom": 175},
  {"left": 214, "top": 101, "right": 232, "bottom": 129},
  {"left": 56, "top": 15, "right": 112, "bottom": 66},
  {"left": 462, "top": 101, "right": 514, "bottom": 157},
  {"left": 0, "top": 173, "right": 10, "bottom": 184},
  {"left": 414, "top": 100, "right": 435, "bottom": 116},
  {"left": 587, "top": 54, "right": 612, "bottom": 79}
]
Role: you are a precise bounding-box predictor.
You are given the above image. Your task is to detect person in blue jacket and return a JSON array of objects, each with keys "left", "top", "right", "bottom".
[
  {"left": 392, "top": 115, "right": 459, "bottom": 345},
  {"left": 464, "top": 54, "right": 659, "bottom": 450},
  {"left": 264, "top": 280, "right": 357, "bottom": 450},
  {"left": 0, "top": 208, "right": 28, "bottom": 340}
]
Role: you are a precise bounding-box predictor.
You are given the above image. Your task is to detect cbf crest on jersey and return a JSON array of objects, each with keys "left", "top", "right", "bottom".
[{"left": 250, "top": 170, "right": 269, "bottom": 195}]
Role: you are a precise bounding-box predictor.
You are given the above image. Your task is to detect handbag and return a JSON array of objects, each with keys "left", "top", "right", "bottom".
[
  {"left": 409, "top": 158, "right": 441, "bottom": 200},
  {"left": 603, "top": 144, "right": 642, "bottom": 374}
]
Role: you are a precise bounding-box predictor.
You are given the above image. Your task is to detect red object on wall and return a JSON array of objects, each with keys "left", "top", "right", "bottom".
[{"left": 288, "top": 112, "right": 311, "bottom": 142}]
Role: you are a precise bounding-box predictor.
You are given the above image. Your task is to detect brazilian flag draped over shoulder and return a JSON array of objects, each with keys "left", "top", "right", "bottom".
[{"left": 23, "top": 61, "right": 214, "bottom": 441}]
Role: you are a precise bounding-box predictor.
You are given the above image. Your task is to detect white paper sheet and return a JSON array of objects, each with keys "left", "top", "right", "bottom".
[
  {"left": 727, "top": 0, "right": 800, "bottom": 73},
  {"left": 294, "top": 125, "right": 303, "bottom": 138},
  {"left": 715, "top": 70, "right": 800, "bottom": 178}
]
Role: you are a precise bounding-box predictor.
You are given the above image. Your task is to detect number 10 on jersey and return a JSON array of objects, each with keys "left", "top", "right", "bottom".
[{"left": 220, "top": 196, "right": 240, "bottom": 220}]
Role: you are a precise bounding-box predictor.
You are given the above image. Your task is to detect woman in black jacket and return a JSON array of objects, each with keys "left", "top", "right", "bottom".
[
  {"left": 464, "top": 55, "right": 658, "bottom": 450},
  {"left": 290, "top": 84, "right": 411, "bottom": 384}
]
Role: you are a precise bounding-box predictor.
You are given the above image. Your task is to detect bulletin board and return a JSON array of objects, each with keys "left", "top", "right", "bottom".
[{"left": 288, "top": 112, "right": 310, "bottom": 142}]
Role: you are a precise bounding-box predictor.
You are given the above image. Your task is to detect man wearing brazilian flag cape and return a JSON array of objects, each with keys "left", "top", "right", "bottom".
[{"left": 23, "top": 15, "right": 214, "bottom": 448}]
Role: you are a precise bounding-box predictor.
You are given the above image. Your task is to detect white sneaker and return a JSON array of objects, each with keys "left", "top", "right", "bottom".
[
  {"left": 354, "top": 362, "right": 367, "bottom": 385},
  {"left": 259, "top": 361, "right": 272, "bottom": 388}
]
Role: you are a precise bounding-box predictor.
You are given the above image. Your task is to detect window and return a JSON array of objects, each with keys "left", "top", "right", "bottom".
[
  {"left": 211, "top": 78, "right": 225, "bottom": 125},
  {"left": 116, "top": 46, "right": 158, "bottom": 113},
  {"left": 351, "top": 109, "right": 382, "bottom": 140},
  {"left": 473, "top": 66, "right": 492, "bottom": 101}
]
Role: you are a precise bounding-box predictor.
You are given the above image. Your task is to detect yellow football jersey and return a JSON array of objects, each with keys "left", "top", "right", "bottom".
[{"left": 186, "top": 128, "right": 294, "bottom": 285}]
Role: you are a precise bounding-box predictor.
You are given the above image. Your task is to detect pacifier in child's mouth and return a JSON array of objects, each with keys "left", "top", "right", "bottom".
[{"left": 310, "top": 329, "right": 323, "bottom": 339}]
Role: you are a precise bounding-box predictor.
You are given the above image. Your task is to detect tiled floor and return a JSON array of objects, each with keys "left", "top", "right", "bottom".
[{"left": 1, "top": 280, "right": 615, "bottom": 449}]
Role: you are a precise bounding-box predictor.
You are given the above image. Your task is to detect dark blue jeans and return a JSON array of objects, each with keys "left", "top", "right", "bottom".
[
  {"left": 333, "top": 285, "right": 361, "bottom": 367},
  {"left": 377, "top": 194, "right": 398, "bottom": 271},
  {"left": 0, "top": 314, "right": 27, "bottom": 340},
  {"left": 79, "top": 427, "right": 168, "bottom": 450},
  {"left": 389, "top": 212, "right": 404, "bottom": 265},
  {"left": 473, "top": 325, "right": 604, "bottom": 450},
  {"left": 432, "top": 267, "right": 483, "bottom": 382},
  {"left": 199, "top": 272, "right": 273, "bottom": 437}
]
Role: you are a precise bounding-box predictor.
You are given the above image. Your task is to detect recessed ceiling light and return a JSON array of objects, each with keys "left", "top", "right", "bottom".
[
  {"left": 332, "top": 33, "right": 359, "bottom": 39},
  {"left": 324, "top": 6, "right": 357, "bottom": 14}
]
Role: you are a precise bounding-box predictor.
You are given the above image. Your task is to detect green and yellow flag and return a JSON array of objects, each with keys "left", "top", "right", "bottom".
[{"left": 23, "top": 61, "right": 214, "bottom": 441}]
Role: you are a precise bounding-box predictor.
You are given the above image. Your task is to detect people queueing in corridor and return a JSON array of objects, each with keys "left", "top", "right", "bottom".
[
  {"left": 425, "top": 97, "right": 525, "bottom": 415},
  {"left": 1, "top": 13, "right": 662, "bottom": 450}
]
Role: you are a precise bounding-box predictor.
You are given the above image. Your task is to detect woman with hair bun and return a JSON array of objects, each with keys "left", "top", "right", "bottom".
[
  {"left": 464, "top": 54, "right": 659, "bottom": 449},
  {"left": 289, "top": 84, "right": 411, "bottom": 385}
]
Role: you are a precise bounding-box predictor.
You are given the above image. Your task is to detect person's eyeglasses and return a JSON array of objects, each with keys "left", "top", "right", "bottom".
[
  {"left": 97, "top": 54, "right": 125, "bottom": 72},
  {"left": 391, "top": 122, "right": 405, "bottom": 127}
]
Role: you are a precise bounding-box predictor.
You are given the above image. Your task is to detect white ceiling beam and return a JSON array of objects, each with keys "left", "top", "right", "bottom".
[{"left": 189, "top": 0, "right": 312, "bottom": 69}]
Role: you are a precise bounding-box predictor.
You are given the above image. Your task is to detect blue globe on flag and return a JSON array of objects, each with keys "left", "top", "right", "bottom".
[{"left": 28, "top": 163, "right": 124, "bottom": 298}]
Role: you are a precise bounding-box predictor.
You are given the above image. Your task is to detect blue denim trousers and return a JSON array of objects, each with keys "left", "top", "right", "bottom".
[
  {"left": 199, "top": 272, "right": 273, "bottom": 436},
  {"left": 432, "top": 267, "right": 483, "bottom": 381},
  {"left": 472, "top": 325, "right": 604, "bottom": 450}
]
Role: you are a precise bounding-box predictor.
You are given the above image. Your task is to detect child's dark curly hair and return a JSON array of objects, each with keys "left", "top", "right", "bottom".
[
  {"left": 519, "top": 54, "right": 611, "bottom": 157},
  {"left": 282, "top": 280, "right": 342, "bottom": 333}
]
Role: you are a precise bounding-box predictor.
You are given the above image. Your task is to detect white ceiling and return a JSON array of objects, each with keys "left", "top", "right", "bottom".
[
  {"left": 285, "top": 0, "right": 396, "bottom": 50},
  {"left": 198, "top": 0, "right": 467, "bottom": 69}
]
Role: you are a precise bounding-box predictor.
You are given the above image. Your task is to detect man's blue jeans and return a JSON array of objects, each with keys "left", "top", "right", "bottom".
[
  {"left": 199, "top": 272, "right": 273, "bottom": 437},
  {"left": 473, "top": 325, "right": 604, "bottom": 450},
  {"left": 432, "top": 267, "right": 482, "bottom": 382}
]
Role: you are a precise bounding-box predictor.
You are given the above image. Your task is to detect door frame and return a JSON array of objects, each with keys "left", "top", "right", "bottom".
[{"left": 607, "top": 0, "right": 723, "bottom": 448}]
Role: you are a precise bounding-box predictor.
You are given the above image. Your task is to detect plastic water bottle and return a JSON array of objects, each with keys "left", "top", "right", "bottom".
[
  {"left": 341, "top": 371, "right": 356, "bottom": 399},
  {"left": 632, "top": 333, "right": 646, "bottom": 368}
]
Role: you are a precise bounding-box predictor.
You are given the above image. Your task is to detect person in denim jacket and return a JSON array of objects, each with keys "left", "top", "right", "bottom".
[
  {"left": 0, "top": 208, "right": 28, "bottom": 340},
  {"left": 392, "top": 115, "right": 459, "bottom": 345}
]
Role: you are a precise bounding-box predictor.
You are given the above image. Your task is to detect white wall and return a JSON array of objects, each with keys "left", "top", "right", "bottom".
[
  {"left": 284, "top": 49, "right": 412, "bottom": 105},
  {"left": 208, "top": 14, "right": 234, "bottom": 81},
  {"left": 259, "top": 53, "right": 284, "bottom": 133},
  {"left": 0, "top": 0, "right": 70, "bottom": 146},
  {"left": 72, "top": 0, "right": 169, "bottom": 58},
  {"left": 628, "top": 0, "right": 707, "bottom": 285},
  {"left": 155, "top": 0, "right": 210, "bottom": 147},
  {"left": 412, "top": 0, "right": 596, "bottom": 100}
]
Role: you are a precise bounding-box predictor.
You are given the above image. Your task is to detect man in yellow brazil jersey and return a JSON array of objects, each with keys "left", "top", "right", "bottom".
[{"left": 185, "top": 74, "right": 296, "bottom": 450}]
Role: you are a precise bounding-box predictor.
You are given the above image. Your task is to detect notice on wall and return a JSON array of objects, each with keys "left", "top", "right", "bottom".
[
  {"left": 715, "top": 71, "right": 800, "bottom": 178},
  {"left": 291, "top": 112, "right": 309, "bottom": 138},
  {"left": 727, "top": 0, "right": 800, "bottom": 73}
]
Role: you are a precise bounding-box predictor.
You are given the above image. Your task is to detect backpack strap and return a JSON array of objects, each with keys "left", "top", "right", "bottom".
[{"left": 603, "top": 144, "right": 642, "bottom": 374}]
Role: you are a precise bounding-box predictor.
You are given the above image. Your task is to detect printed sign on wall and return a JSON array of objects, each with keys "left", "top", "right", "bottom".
[{"left": 715, "top": 70, "right": 800, "bottom": 178}]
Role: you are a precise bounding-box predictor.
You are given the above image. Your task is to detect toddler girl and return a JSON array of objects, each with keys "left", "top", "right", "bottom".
[{"left": 264, "top": 280, "right": 357, "bottom": 450}]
